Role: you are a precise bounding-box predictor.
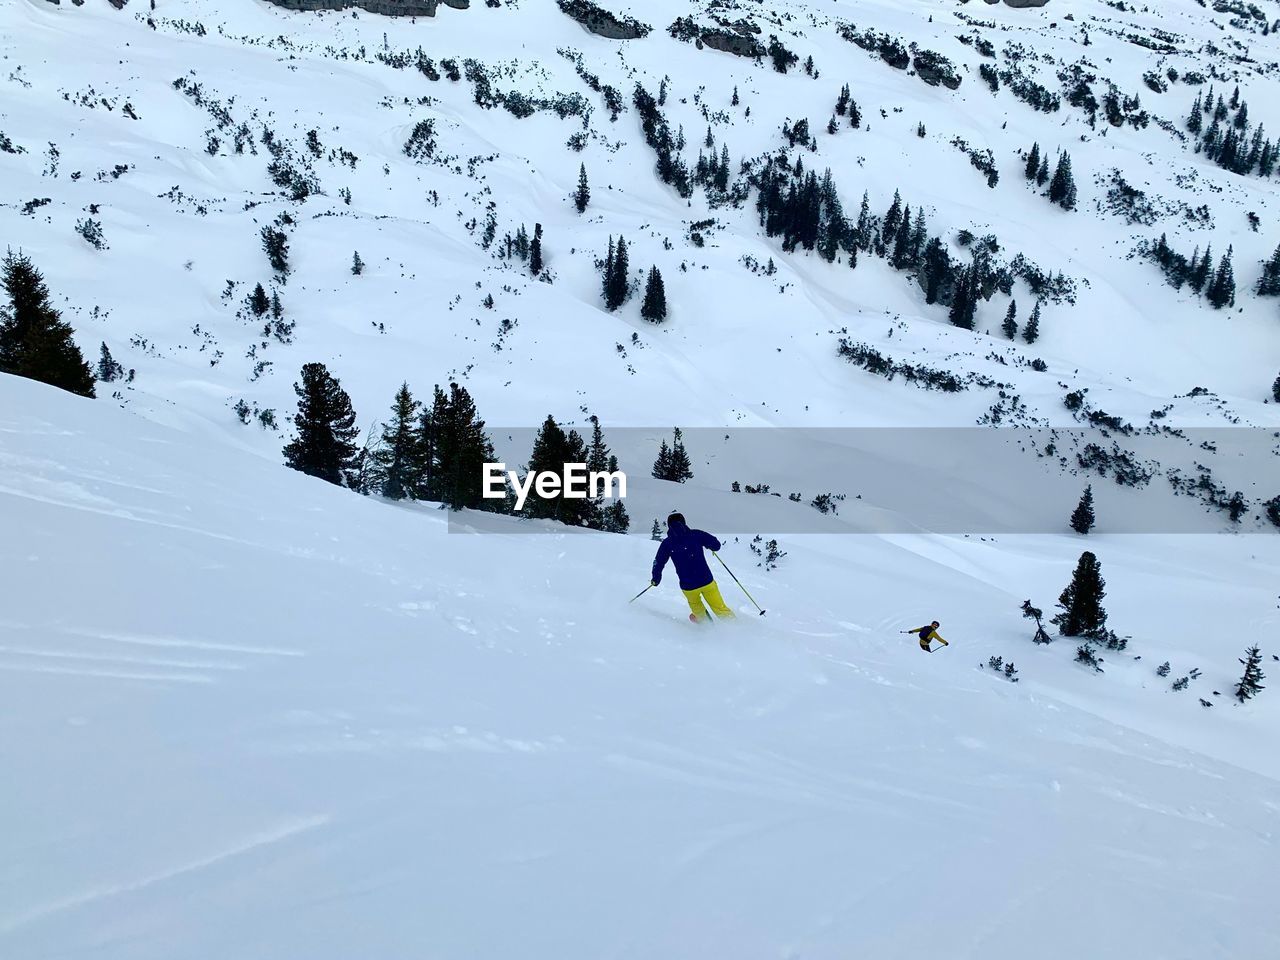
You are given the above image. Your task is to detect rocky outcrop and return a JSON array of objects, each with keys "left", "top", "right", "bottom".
[
  {"left": 558, "top": 1, "right": 650, "bottom": 40},
  {"left": 262, "top": 0, "right": 469, "bottom": 17},
  {"left": 912, "top": 49, "right": 962, "bottom": 89},
  {"left": 1004, "top": 0, "right": 1050, "bottom": 8},
  {"left": 669, "top": 17, "right": 765, "bottom": 59}
]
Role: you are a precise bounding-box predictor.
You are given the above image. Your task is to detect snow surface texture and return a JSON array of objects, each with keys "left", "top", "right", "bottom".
[{"left": 3, "top": 0, "right": 1280, "bottom": 956}]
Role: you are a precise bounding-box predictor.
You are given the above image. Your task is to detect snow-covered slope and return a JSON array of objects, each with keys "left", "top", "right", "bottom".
[
  {"left": 4, "top": 0, "right": 1280, "bottom": 954},
  {"left": 3, "top": 374, "right": 1279, "bottom": 960}
]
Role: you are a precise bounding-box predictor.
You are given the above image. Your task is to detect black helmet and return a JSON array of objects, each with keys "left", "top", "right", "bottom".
[{"left": 667, "top": 512, "right": 686, "bottom": 527}]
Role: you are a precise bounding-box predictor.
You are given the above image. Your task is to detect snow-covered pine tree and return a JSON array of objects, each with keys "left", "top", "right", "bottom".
[
  {"left": 1052, "top": 550, "right": 1108, "bottom": 638},
  {"left": 1207, "top": 246, "right": 1236, "bottom": 308},
  {"left": 422, "top": 382, "right": 498, "bottom": 510},
  {"left": 1048, "top": 152, "right": 1077, "bottom": 210},
  {"left": 0, "top": 251, "right": 95, "bottom": 398},
  {"left": 1234, "top": 645, "right": 1266, "bottom": 702},
  {"left": 351, "top": 250, "right": 364, "bottom": 276},
  {"left": 1023, "top": 301, "right": 1042, "bottom": 344},
  {"left": 574, "top": 163, "right": 590, "bottom": 214},
  {"left": 249, "top": 282, "right": 270, "bottom": 316},
  {"left": 669, "top": 427, "right": 694, "bottom": 482},
  {"left": 96, "top": 342, "right": 123, "bottom": 383},
  {"left": 1070, "top": 485, "right": 1096, "bottom": 534},
  {"left": 640, "top": 266, "right": 667, "bottom": 322},
  {"left": 1002, "top": 300, "right": 1018, "bottom": 339},
  {"left": 607, "top": 236, "right": 630, "bottom": 310},
  {"left": 651, "top": 518, "right": 663, "bottom": 541},
  {"left": 282, "top": 362, "right": 359, "bottom": 486},
  {"left": 1024, "top": 142, "right": 1041, "bottom": 181},
  {"left": 372, "top": 382, "right": 422, "bottom": 501}
]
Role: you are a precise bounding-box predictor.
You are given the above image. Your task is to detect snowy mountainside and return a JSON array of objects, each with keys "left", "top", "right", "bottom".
[
  {"left": 2, "top": 373, "right": 1279, "bottom": 959},
  {"left": 4, "top": 0, "right": 1280, "bottom": 955}
]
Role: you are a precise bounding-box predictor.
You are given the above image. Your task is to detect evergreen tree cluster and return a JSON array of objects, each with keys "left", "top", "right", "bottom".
[
  {"left": 633, "top": 83, "right": 691, "bottom": 198},
  {"left": 1187, "top": 84, "right": 1278, "bottom": 179},
  {"left": 524, "top": 414, "right": 629, "bottom": 532},
  {"left": 651, "top": 427, "right": 693, "bottom": 483},
  {"left": 1146, "top": 235, "right": 1237, "bottom": 308},
  {"left": 601, "top": 235, "right": 631, "bottom": 311},
  {"left": 1255, "top": 244, "right": 1280, "bottom": 297},
  {"left": 1023, "top": 143, "right": 1077, "bottom": 210},
  {"left": 693, "top": 131, "right": 734, "bottom": 196},
  {"left": 834, "top": 84, "right": 862, "bottom": 129},
  {"left": 0, "top": 251, "right": 95, "bottom": 398},
  {"left": 283, "top": 367, "right": 628, "bottom": 532}
]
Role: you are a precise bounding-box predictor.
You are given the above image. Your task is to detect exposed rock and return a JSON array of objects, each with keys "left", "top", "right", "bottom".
[
  {"left": 262, "top": 0, "right": 469, "bottom": 17},
  {"left": 557, "top": 1, "right": 650, "bottom": 40},
  {"left": 912, "top": 49, "right": 962, "bottom": 89},
  {"left": 1004, "top": 0, "right": 1050, "bottom": 8},
  {"left": 669, "top": 17, "right": 765, "bottom": 58}
]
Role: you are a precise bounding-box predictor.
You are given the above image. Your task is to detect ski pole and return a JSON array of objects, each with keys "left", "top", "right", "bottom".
[
  {"left": 629, "top": 583, "right": 655, "bottom": 604},
  {"left": 713, "top": 553, "right": 766, "bottom": 616}
]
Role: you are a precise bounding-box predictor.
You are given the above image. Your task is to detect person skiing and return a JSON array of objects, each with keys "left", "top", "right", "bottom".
[
  {"left": 651, "top": 513, "right": 736, "bottom": 623},
  {"left": 904, "top": 621, "right": 948, "bottom": 653}
]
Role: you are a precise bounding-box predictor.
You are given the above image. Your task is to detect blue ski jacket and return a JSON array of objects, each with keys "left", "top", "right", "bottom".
[{"left": 652, "top": 519, "right": 722, "bottom": 591}]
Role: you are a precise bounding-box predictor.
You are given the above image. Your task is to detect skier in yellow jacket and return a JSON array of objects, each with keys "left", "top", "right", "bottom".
[{"left": 904, "top": 621, "right": 948, "bottom": 653}]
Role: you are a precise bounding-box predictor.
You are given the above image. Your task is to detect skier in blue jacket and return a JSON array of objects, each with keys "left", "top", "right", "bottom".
[{"left": 651, "top": 513, "right": 735, "bottom": 623}]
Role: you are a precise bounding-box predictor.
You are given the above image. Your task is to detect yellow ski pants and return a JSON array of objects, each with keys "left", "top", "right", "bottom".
[{"left": 683, "top": 581, "right": 735, "bottom": 621}]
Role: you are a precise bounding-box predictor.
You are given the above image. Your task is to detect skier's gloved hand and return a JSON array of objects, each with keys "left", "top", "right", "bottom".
[{"left": 650, "top": 579, "right": 659, "bottom": 587}]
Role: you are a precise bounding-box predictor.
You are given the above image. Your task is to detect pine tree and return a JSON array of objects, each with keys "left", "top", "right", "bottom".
[
  {"left": 669, "top": 427, "right": 694, "bottom": 482},
  {"left": 1273, "top": 372, "right": 1280, "bottom": 403},
  {"left": 1207, "top": 245, "right": 1236, "bottom": 309},
  {"left": 640, "top": 266, "right": 667, "bottom": 322},
  {"left": 523, "top": 414, "right": 592, "bottom": 526},
  {"left": 854, "top": 191, "right": 872, "bottom": 251},
  {"left": 651, "top": 518, "right": 663, "bottom": 541},
  {"left": 1052, "top": 550, "right": 1108, "bottom": 638},
  {"left": 948, "top": 265, "right": 974, "bottom": 330},
  {"left": 1187, "top": 94, "right": 1203, "bottom": 136},
  {"left": 282, "top": 362, "right": 359, "bottom": 486},
  {"left": 602, "top": 236, "right": 615, "bottom": 306},
  {"left": 1048, "top": 152, "right": 1077, "bottom": 210},
  {"left": 1256, "top": 245, "right": 1280, "bottom": 296},
  {"left": 1024, "top": 142, "right": 1041, "bottom": 182},
  {"left": 1023, "top": 301, "right": 1042, "bottom": 344},
  {"left": 606, "top": 235, "right": 630, "bottom": 310},
  {"left": 1190, "top": 244, "right": 1213, "bottom": 293},
  {"left": 351, "top": 250, "right": 364, "bottom": 276},
  {"left": 1234, "top": 645, "right": 1266, "bottom": 702},
  {"left": 95, "top": 342, "right": 121, "bottom": 383},
  {"left": 371, "top": 383, "right": 422, "bottom": 501},
  {"left": 849, "top": 101, "right": 861, "bottom": 128},
  {"left": 882, "top": 190, "right": 904, "bottom": 252},
  {"left": 921, "top": 238, "right": 949, "bottom": 305},
  {"left": 0, "top": 251, "right": 95, "bottom": 398},
  {"left": 249, "top": 282, "right": 270, "bottom": 316},
  {"left": 574, "top": 163, "right": 591, "bottom": 214},
  {"left": 651, "top": 439, "right": 673, "bottom": 481},
  {"left": 1036, "top": 156, "right": 1050, "bottom": 186},
  {"left": 891, "top": 203, "right": 913, "bottom": 269},
  {"left": 261, "top": 225, "right": 289, "bottom": 275},
  {"left": 1002, "top": 300, "right": 1019, "bottom": 340},
  {"left": 600, "top": 499, "right": 630, "bottom": 534},
  {"left": 422, "top": 381, "right": 497, "bottom": 510},
  {"left": 1070, "top": 485, "right": 1096, "bottom": 534},
  {"left": 530, "top": 223, "right": 543, "bottom": 275},
  {"left": 715, "top": 145, "right": 730, "bottom": 192}
]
